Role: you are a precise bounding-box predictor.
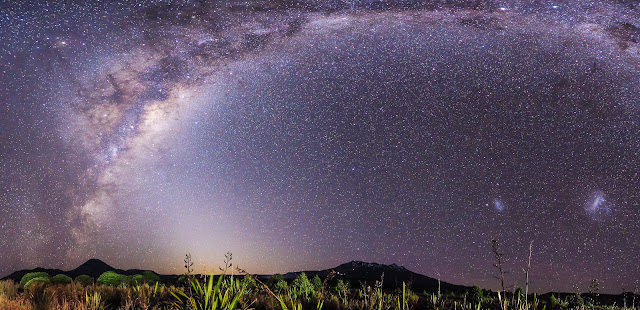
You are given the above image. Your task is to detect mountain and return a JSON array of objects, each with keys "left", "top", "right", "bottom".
[
  {"left": 2, "top": 259, "right": 467, "bottom": 294},
  {"left": 1, "top": 267, "right": 65, "bottom": 284},
  {"left": 66, "top": 258, "right": 120, "bottom": 279},
  {"left": 283, "top": 260, "right": 469, "bottom": 293},
  {"left": 1, "top": 259, "right": 154, "bottom": 283}
]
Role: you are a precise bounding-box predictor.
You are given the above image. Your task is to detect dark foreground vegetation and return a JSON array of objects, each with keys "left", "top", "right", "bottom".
[{"left": 1, "top": 254, "right": 637, "bottom": 310}]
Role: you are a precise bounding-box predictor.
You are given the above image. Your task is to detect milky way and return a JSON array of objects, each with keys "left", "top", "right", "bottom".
[{"left": 1, "top": 0, "right": 640, "bottom": 294}]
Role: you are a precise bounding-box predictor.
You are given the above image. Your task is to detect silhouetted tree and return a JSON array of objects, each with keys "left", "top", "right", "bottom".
[
  {"left": 523, "top": 241, "right": 533, "bottom": 309},
  {"left": 492, "top": 238, "right": 507, "bottom": 306}
]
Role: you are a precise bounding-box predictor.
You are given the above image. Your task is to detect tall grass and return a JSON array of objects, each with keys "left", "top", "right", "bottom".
[
  {"left": 0, "top": 280, "right": 18, "bottom": 300},
  {"left": 0, "top": 279, "right": 179, "bottom": 310},
  {"left": 171, "top": 273, "right": 250, "bottom": 310},
  {"left": 0, "top": 276, "right": 637, "bottom": 310},
  {"left": 0, "top": 256, "right": 637, "bottom": 310}
]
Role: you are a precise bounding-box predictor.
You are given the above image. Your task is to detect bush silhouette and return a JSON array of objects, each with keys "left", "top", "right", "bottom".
[
  {"left": 312, "top": 275, "right": 322, "bottom": 291},
  {"left": 515, "top": 287, "right": 524, "bottom": 301},
  {"left": 24, "top": 278, "right": 49, "bottom": 303},
  {"left": 20, "top": 272, "right": 50, "bottom": 286},
  {"left": 469, "top": 285, "right": 483, "bottom": 304},
  {"left": 567, "top": 294, "right": 584, "bottom": 307},
  {"left": 24, "top": 277, "right": 50, "bottom": 288},
  {"left": 242, "top": 274, "right": 257, "bottom": 289},
  {"left": 292, "top": 272, "right": 314, "bottom": 299},
  {"left": 176, "top": 275, "right": 188, "bottom": 286},
  {"left": 268, "top": 274, "right": 284, "bottom": 286},
  {"left": 335, "top": 279, "right": 350, "bottom": 298},
  {"left": 75, "top": 275, "right": 93, "bottom": 286},
  {"left": 120, "top": 275, "right": 133, "bottom": 287},
  {"left": 131, "top": 274, "right": 145, "bottom": 285},
  {"left": 142, "top": 270, "right": 160, "bottom": 284},
  {"left": 97, "top": 271, "right": 125, "bottom": 286},
  {"left": 275, "top": 279, "right": 288, "bottom": 292},
  {"left": 51, "top": 274, "right": 72, "bottom": 285},
  {"left": 268, "top": 273, "right": 287, "bottom": 292}
]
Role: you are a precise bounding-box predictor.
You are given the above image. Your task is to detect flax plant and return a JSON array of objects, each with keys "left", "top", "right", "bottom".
[{"left": 172, "top": 273, "right": 248, "bottom": 310}]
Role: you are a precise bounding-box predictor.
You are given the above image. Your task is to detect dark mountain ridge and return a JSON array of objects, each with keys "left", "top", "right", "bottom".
[
  {"left": 2, "top": 258, "right": 460, "bottom": 293},
  {"left": 3, "top": 259, "right": 638, "bottom": 305},
  {"left": 283, "top": 260, "right": 468, "bottom": 293},
  {"left": 1, "top": 258, "right": 153, "bottom": 283}
]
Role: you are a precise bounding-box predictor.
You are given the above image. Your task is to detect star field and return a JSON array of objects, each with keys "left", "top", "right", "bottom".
[{"left": 1, "top": 0, "right": 640, "bottom": 294}]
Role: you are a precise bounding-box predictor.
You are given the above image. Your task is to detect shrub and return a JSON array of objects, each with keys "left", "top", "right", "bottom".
[
  {"left": 142, "top": 270, "right": 160, "bottom": 284},
  {"left": 19, "top": 272, "right": 50, "bottom": 286},
  {"left": 515, "top": 287, "right": 524, "bottom": 301},
  {"left": 335, "top": 279, "right": 350, "bottom": 298},
  {"left": 275, "top": 279, "right": 288, "bottom": 292},
  {"left": 120, "top": 275, "right": 133, "bottom": 287},
  {"left": 131, "top": 274, "right": 145, "bottom": 285},
  {"left": 51, "top": 274, "right": 72, "bottom": 285},
  {"left": 242, "top": 274, "right": 257, "bottom": 290},
  {"left": 267, "top": 273, "right": 284, "bottom": 290},
  {"left": 567, "top": 294, "right": 584, "bottom": 308},
  {"left": 24, "top": 279, "right": 48, "bottom": 305},
  {"left": 406, "top": 286, "right": 420, "bottom": 306},
  {"left": 312, "top": 275, "right": 322, "bottom": 291},
  {"left": 469, "top": 285, "right": 483, "bottom": 305},
  {"left": 268, "top": 273, "right": 289, "bottom": 293},
  {"left": 97, "top": 271, "right": 125, "bottom": 286},
  {"left": 75, "top": 274, "right": 93, "bottom": 286},
  {"left": 176, "top": 275, "right": 188, "bottom": 286},
  {"left": 24, "top": 277, "right": 50, "bottom": 288},
  {"left": 291, "top": 272, "right": 314, "bottom": 299},
  {"left": 329, "top": 295, "right": 341, "bottom": 306}
]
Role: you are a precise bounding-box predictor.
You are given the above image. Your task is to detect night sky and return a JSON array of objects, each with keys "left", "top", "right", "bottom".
[{"left": 1, "top": 0, "right": 640, "bottom": 294}]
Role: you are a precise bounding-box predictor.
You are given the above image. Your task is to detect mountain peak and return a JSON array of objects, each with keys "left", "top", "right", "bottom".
[
  {"left": 77, "top": 258, "right": 112, "bottom": 269},
  {"left": 338, "top": 261, "right": 407, "bottom": 271},
  {"left": 67, "top": 258, "right": 117, "bottom": 278},
  {"left": 322, "top": 260, "right": 467, "bottom": 293},
  {"left": 389, "top": 263, "right": 408, "bottom": 271}
]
